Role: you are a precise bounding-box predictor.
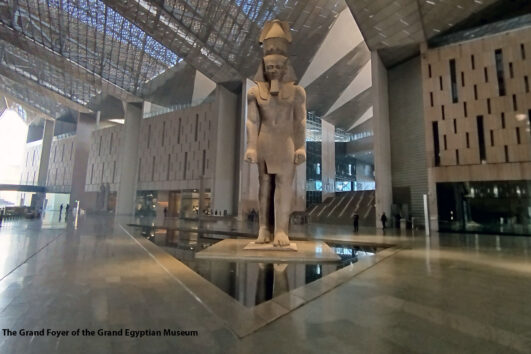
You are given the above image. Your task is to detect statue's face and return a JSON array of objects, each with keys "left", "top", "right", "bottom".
[{"left": 263, "top": 55, "right": 287, "bottom": 81}]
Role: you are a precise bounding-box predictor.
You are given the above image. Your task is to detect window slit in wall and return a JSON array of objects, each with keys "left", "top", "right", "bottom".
[
  {"left": 183, "top": 152, "right": 188, "bottom": 180},
  {"left": 504, "top": 145, "right": 509, "bottom": 162},
  {"left": 525, "top": 76, "right": 529, "bottom": 93},
  {"left": 501, "top": 112, "right": 506, "bottom": 129},
  {"left": 101, "top": 162, "right": 105, "bottom": 183},
  {"left": 202, "top": 150, "right": 206, "bottom": 175},
  {"left": 473, "top": 85, "right": 478, "bottom": 100},
  {"left": 167, "top": 154, "right": 171, "bottom": 180},
  {"left": 430, "top": 92, "right": 433, "bottom": 107},
  {"left": 521, "top": 43, "right": 526, "bottom": 60},
  {"left": 439, "top": 76, "right": 443, "bottom": 90},
  {"left": 509, "top": 62, "right": 514, "bottom": 78},
  {"left": 476, "top": 116, "right": 486, "bottom": 162},
  {"left": 162, "top": 122, "right": 165, "bottom": 146},
  {"left": 178, "top": 118, "right": 182, "bottom": 144},
  {"left": 61, "top": 144, "right": 65, "bottom": 162},
  {"left": 147, "top": 124, "right": 151, "bottom": 148},
  {"left": 428, "top": 64, "right": 432, "bottom": 78},
  {"left": 495, "top": 49, "right": 506, "bottom": 96},
  {"left": 463, "top": 102, "right": 467, "bottom": 117},
  {"left": 471, "top": 55, "right": 475, "bottom": 69},
  {"left": 490, "top": 130, "right": 494, "bottom": 146},
  {"left": 432, "top": 122, "right": 440, "bottom": 166},
  {"left": 138, "top": 158, "right": 142, "bottom": 182},
  {"left": 512, "top": 94, "right": 517, "bottom": 110},
  {"left": 455, "top": 150, "right": 459, "bottom": 165},
  {"left": 516, "top": 127, "right": 521, "bottom": 144},
  {"left": 90, "top": 164, "right": 94, "bottom": 184},
  {"left": 98, "top": 135, "right": 102, "bottom": 155},
  {"left": 152, "top": 156, "right": 156, "bottom": 181},
  {"left": 453, "top": 119, "right": 457, "bottom": 134},
  {"left": 441, "top": 105, "right": 445, "bottom": 120},
  {"left": 461, "top": 72, "right": 465, "bottom": 87},
  {"left": 484, "top": 67, "right": 488, "bottom": 82},
  {"left": 112, "top": 161, "right": 116, "bottom": 183},
  {"left": 466, "top": 132, "right": 470, "bottom": 148},
  {"left": 443, "top": 134, "right": 447, "bottom": 150},
  {"left": 450, "top": 59, "right": 458, "bottom": 102},
  {"left": 110, "top": 133, "right": 113, "bottom": 154},
  {"left": 487, "top": 99, "right": 491, "bottom": 114}
]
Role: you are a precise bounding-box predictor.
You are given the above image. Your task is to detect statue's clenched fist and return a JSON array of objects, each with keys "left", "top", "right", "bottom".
[
  {"left": 294, "top": 148, "right": 306, "bottom": 165},
  {"left": 244, "top": 149, "right": 258, "bottom": 164}
]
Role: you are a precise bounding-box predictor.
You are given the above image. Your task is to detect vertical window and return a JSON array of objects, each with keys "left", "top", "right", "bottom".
[
  {"left": 461, "top": 72, "right": 465, "bottom": 87},
  {"left": 177, "top": 118, "right": 182, "bottom": 144},
  {"left": 490, "top": 130, "right": 494, "bottom": 146},
  {"left": 101, "top": 163, "right": 105, "bottom": 183},
  {"left": 112, "top": 161, "right": 116, "bottom": 183},
  {"left": 525, "top": 76, "right": 529, "bottom": 93},
  {"left": 195, "top": 114, "right": 199, "bottom": 141},
  {"left": 509, "top": 63, "right": 514, "bottom": 78},
  {"left": 463, "top": 102, "right": 468, "bottom": 117},
  {"left": 455, "top": 150, "right": 459, "bottom": 165},
  {"left": 501, "top": 113, "right": 506, "bottom": 129},
  {"left": 110, "top": 133, "right": 113, "bottom": 154},
  {"left": 98, "top": 135, "right": 102, "bottom": 155},
  {"left": 521, "top": 43, "right": 526, "bottom": 60},
  {"left": 152, "top": 156, "right": 156, "bottom": 181},
  {"left": 466, "top": 132, "right": 470, "bottom": 148},
  {"left": 428, "top": 64, "right": 432, "bottom": 78},
  {"left": 202, "top": 150, "right": 206, "bottom": 175},
  {"left": 477, "top": 116, "right": 486, "bottom": 162},
  {"left": 183, "top": 152, "right": 188, "bottom": 180},
  {"left": 439, "top": 76, "right": 443, "bottom": 90},
  {"left": 453, "top": 119, "right": 457, "bottom": 134},
  {"left": 433, "top": 122, "right": 440, "bottom": 167},
  {"left": 147, "top": 124, "right": 151, "bottom": 148},
  {"left": 473, "top": 85, "right": 478, "bottom": 100},
  {"left": 138, "top": 158, "right": 142, "bottom": 182},
  {"left": 167, "top": 154, "right": 171, "bottom": 180},
  {"left": 484, "top": 67, "right": 489, "bottom": 82},
  {"left": 430, "top": 92, "right": 433, "bottom": 107},
  {"left": 512, "top": 94, "right": 517, "bottom": 111},
  {"left": 495, "top": 49, "right": 506, "bottom": 96},
  {"left": 450, "top": 59, "right": 458, "bottom": 103},
  {"left": 443, "top": 134, "right": 447, "bottom": 150},
  {"left": 516, "top": 127, "right": 521, "bottom": 144},
  {"left": 162, "top": 121, "right": 166, "bottom": 146},
  {"left": 471, "top": 55, "right": 475, "bottom": 70},
  {"left": 70, "top": 142, "right": 74, "bottom": 160},
  {"left": 504, "top": 145, "right": 509, "bottom": 162},
  {"left": 61, "top": 144, "right": 65, "bottom": 162},
  {"left": 54, "top": 145, "right": 57, "bottom": 162},
  {"left": 487, "top": 99, "right": 491, "bottom": 114},
  {"left": 441, "top": 105, "right": 445, "bottom": 120},
  {"left": 90, "top": 164, "right": 94, "bottom": 184}
]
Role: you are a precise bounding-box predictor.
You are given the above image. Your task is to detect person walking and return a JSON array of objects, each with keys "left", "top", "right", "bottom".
[
  {"left": 381, "top": 212, "right": 387, "bottom": 229},
  {"left": 353, "top": 213, "right": 359, "bottom": 232},
  {"left": 59, "top": 204, "right": 63, "bottom": 216}
]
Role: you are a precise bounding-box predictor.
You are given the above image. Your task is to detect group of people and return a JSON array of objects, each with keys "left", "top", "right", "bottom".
[{"left": 58, "top": 203, "right": 70, "bottom": 221}]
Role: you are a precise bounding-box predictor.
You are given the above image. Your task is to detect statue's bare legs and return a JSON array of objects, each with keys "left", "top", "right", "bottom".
[
  {"left": 256, "top": 166, "right": 273, "bottom": 243},
  {"left": 273, "top": 167, "right": 294, "bottom": 246}
]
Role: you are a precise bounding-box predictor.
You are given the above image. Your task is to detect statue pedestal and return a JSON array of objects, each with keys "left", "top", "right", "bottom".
[
  {"left": 244, "top": 241, "right": 298, "bottom": 251},
  {"left": 196, "top": 239, "right": 340, "bottom": 263}
]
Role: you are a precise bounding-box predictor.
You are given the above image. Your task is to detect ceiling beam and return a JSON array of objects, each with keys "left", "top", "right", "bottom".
[
  {"left": 0, "top": 67, "right": 92, "bottom": 113},
  {"left": 0, "top": 23, "right": 141, "bottom": 103}
]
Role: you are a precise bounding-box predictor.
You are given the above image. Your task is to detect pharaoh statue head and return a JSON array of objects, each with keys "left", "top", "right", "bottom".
[{"left": 254, "top": 19, "right": 297, "bottom": 91}]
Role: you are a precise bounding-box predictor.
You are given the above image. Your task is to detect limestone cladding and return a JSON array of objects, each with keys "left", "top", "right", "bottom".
[
  {"left": 20, "top": 141, "right": 42, "bottom": 185},
  {"left": 85, "top": 125, "right": 123, "bottom": 192},
  {"left": 422, "top": 26, "right": 531, "bottom": 182},
  {"left": 45, "top": 136, "right": 76, "bottom": 193},
  {"left": 137, "top": 101, "right": 216, "bottom": 191}
]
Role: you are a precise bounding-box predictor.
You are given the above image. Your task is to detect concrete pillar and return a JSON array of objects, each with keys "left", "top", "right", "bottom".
[
  {"left": 371, "top": 51, "right": 392, "bottom": 228},
  {"left": 321, "top": 120, "right": 336, "bottom": 201},
  {"left": 115, "top": 102, "right": 143, "bottom": 215},
  {"left": 70, "top": 112, "right": 96, "bottom": 207},
  {"left": 37, "top": 119, "right": 55, "bottom": 186}
]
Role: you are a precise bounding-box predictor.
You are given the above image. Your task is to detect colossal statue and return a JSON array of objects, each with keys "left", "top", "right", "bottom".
[{"left": 244, "top": 20, "right": 307, "bottom": 247}]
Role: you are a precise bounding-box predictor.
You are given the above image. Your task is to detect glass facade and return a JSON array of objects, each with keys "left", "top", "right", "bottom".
[{"left": 437, "top": 180, "right": 531, "bottom": 236}]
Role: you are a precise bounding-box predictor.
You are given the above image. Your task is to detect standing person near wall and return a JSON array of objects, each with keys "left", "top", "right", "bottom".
[{"left": 381, "top": 212, "right": 387, "bottom": 229}]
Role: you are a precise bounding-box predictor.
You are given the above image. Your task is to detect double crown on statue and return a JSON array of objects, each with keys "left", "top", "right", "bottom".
[{"left": 259, "top": 20, "right": 292, "bottom": 57}]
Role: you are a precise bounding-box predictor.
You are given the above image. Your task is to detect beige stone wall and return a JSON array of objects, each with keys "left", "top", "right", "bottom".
[
  {"left": 85, "top": 125, "right": 123, "bottom": 192},
  {"left": 46, "top": 136, "right": 76, "bottom": 193},
  {"left": 421, "top": 26, "right": 531, "bottom": 183},
  {"left": 20, "top": 141, "right": 42, "bottom": 185}
]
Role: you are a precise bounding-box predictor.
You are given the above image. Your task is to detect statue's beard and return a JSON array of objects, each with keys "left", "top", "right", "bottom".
[{"left": 270, "top": 79, "right": 280, "bottom": 95}]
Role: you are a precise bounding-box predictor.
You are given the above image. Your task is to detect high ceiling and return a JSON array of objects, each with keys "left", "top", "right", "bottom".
[{"left": 0, "top": 0, "right": 344, "bottom": 119}]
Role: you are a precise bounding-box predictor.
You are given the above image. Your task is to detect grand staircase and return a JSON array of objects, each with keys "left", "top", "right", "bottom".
[{"left": 306, "top": 190, "right": 375, "bottom": 226}]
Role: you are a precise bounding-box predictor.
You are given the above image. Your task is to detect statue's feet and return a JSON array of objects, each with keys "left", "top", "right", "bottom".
[
  {"left": 255, "top": 227, "right": 271, "bottom": 243},
  {"left": 273, "top": 231, "right": 290, "bottom": 247}
]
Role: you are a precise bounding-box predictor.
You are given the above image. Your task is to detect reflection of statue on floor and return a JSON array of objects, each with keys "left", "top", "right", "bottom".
[
  {"left": 244, "top": 20, "right": 307, "bottom": 247},
  {"left": 255, "top": 263, "right": 290, "bottom": 304}
]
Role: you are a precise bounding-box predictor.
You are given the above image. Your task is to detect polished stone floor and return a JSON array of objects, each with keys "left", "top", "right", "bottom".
[{"left": 0, "top": 212, "right": 530, "bottom": 353}]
